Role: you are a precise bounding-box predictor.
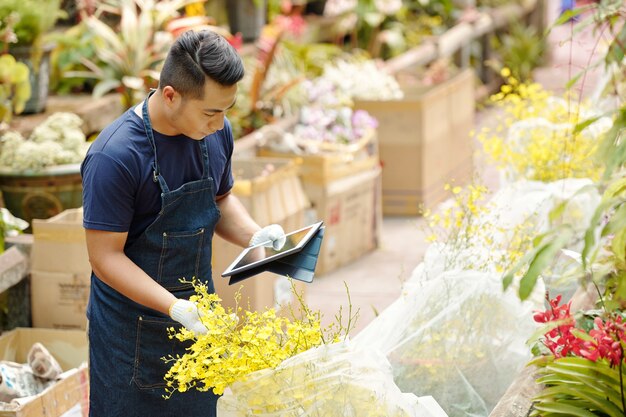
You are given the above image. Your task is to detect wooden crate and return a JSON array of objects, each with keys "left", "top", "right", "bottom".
[{"left": 258, "top": 128, "right": 379, "bottom": 185}]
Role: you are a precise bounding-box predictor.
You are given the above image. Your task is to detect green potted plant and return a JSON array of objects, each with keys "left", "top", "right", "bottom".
[
  {"left": 0, "top": 0, "right": 65, "bottom": 113},
  {"left": 67, "top": 0, "right": 198, "bottom": 108},
  {"left": 0, "top": 112, "right": 87, "bottom": 225},
  {"left": 0, "top": 54, "right": 31, "bottom": 125}
]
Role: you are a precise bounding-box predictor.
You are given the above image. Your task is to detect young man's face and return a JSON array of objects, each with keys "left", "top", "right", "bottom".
[{"left": 171, "top": 78, "right": 238, "bottom": 140}]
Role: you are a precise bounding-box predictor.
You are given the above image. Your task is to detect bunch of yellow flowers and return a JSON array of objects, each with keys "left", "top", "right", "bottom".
[
  {"left": 163, "top": 280, "right": 333, "bottom": 397},
  {"left": 421, "top": 182, "right": 535, "bottom": 274},
  {"left": 477, "top": 69, "right": 609, "bottom": 182}
]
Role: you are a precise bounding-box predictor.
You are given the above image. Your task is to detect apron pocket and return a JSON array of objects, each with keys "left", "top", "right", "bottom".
[
  {"left": 133, "top": 316, "right": 190, "bottom": 390},
  {"left": 158, "top": 227, "right": 205, "bottom": 290}
]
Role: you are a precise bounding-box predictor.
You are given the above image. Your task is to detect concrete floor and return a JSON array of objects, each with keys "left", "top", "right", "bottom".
[{"left": 306, "top": 216, "right": 429, "bottom": 335}]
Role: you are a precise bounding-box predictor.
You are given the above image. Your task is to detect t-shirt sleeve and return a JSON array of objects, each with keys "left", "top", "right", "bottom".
[
  {"left": 216, "top": 119, "right": 235, "bottom": 197},
  {"left": 81, "top": 151, "right": 136, "bottom": 232}
]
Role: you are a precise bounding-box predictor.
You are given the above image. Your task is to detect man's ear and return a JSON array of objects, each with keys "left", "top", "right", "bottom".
[{"left": 161, "top": 86, "right": 179, "bottom": 107}]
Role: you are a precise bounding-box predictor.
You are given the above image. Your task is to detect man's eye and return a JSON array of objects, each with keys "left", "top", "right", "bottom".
[{"left": 205, "top": 113, "right": 216, "bottom": 118}]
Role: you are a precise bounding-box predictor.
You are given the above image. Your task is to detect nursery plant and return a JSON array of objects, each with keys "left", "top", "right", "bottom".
[
  {"left": 163, "top": 279, "right": 358, "bottom": 396},
  {"left": 0, "top": 54, "right": 30, "bottom": 123},
  {"left": 494, "top": 2, "right": 626, "bottom": 415},
  {"left": 67, "top": 0, "right": 200, "bottom": 108}
]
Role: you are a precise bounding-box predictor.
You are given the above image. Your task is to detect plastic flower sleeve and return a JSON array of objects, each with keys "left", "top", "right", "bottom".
[
  {"left": 216, "top": 340, "right": 448, "bottom": 417},
  {"left": 417, "top": 178, "right": 599, "bottom": 280},
  {"left": 354, "top": 270, "right": 544, "bottom": 417}
]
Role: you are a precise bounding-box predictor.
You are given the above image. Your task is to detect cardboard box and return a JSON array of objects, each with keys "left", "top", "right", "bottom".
[
  {"left": 258, "top": 128, "right": 379, "bottom": 185},
  {"left": 31, "top": 209, "right": 90, "bottom": 274},
  {"left": 30, "top": 271, "right": 90, "bottom": 330},
  {"left": 213, "top": 157, "right": 310, "bottom": 316},
  {"left": 303, "top": 166, "right": 382, "bottom": 275},
  {"left": 354, "top": 69, "right": 475, "bottom": 215},
  {"left": 31, "top": 208, "right": 90, "bottom": 330},
  {"left": 229, "top": 157, "right": 309, "bottom": 226},
  {"left": 0, "top": 327, "right": 89, "bottom": 417}
]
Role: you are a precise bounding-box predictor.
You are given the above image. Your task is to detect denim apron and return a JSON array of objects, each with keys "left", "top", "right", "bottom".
[{"left": 88, "top": 92, "right": 220, "bottom": 416}]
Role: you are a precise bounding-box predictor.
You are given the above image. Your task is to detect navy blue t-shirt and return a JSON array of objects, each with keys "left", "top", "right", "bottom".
[{"left": 81, "top": 108, "right": 234, "bottom": 246}]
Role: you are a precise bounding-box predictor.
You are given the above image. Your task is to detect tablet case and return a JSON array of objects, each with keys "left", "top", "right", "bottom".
[{"left": 227, "top": 226, "right": 325, "bottom": 285}]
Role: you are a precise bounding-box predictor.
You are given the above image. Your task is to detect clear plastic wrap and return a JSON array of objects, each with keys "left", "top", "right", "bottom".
[
  {"left": 416, "top": 178, "right": 599, "bottom": 280},
  {"left": 353, "top": 270, "right": 543, "bottom": 417},
  {"left": 352, "top": 178, "right": 600, "bottom": 417},
  {"left": 217, "top": 340, "right": 448, "bottom": 417}
]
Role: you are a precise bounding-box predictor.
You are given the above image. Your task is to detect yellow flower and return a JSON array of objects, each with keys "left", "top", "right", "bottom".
[
  {"left": 162, "top": 280, "right": 343, "bottom": 397},
  {"left": 477, "top": 80, "right": 605, "bottom": 182}
]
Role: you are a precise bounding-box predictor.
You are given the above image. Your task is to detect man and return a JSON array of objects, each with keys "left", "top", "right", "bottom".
[{"left": 81, "top": 30, "right": 285, "bottom": 416}]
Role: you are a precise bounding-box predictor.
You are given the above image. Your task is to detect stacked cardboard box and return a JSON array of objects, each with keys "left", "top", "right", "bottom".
[
  {"left": 31, "top": 209, "right": 90, "bottom": 330},
  {"left": 354, "top": 69, "right": 475, "bottom": 215},
  {"left": 258, "top": 129, "right": 382, "bottom": 275},
  {"left": 302, "top": 166, "right": 382, "bottom": 275}
]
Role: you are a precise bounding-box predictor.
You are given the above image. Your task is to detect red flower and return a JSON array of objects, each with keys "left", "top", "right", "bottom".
[{"left": 535, "top": 294, "right": 625, "bottom": 366}]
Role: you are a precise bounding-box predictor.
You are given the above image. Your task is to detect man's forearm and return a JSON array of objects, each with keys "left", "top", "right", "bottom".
[
  {"left": 89, "top": 250, "right": 176, "bottom": 316},
  {"left": 215, "top": 193, "right": 261, "bottom": 248}
]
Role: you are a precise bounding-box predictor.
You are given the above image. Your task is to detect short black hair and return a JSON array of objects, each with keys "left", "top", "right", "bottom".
[{"left": 159, "top": 30, "right": 244, "bottom": 99}]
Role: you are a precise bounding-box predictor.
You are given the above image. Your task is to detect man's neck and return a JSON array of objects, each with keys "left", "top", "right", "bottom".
[{"left": 135, "top": 93, "right": 179, "bottom": 136}]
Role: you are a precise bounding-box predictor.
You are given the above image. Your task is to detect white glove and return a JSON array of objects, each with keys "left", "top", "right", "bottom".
[
  {"left": 249, "top": 224, "right": 286, "bottom": 250},
  {"left": 169, "top": 299, "right": 208, "bottom": 335}
]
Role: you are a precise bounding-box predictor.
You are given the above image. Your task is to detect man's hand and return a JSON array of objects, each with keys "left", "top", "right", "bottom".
[
  {"left": 169, "top": 299, "right": 208, "bottom": 335},
  {"left": 249, "top": 224, "right": 286, "bottom": 250}
]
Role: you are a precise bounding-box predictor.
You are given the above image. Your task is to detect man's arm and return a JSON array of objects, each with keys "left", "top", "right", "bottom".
[
  {"left": 85, "top": 229, "right": 176, "bottom": 315},
  {"left": 215, "top": 192, "right": 261, "bottom": 248}
]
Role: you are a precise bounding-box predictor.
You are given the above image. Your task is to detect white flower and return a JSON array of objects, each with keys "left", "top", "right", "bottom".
[
  {"left": 320, "top": 59, "right": 404, "bottom": 101},
  {"left": 0, "top": 131, "right": 25, "bottom": 168},
  {"left": 374, "top": 0, "right": 402, "bottom": 15},
  {"left": 324, "top": 0, "right": 357, "bottom": 17},
  {"left": 0, "top": 112, "right": 87, "bottom": 171}
]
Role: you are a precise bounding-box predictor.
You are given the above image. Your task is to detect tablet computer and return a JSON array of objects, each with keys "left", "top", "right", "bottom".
[{"left": 221, "top": 221, "right": 324, "bottom": 277}]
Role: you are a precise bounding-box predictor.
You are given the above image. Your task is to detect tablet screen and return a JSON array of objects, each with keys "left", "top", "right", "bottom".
[{"left": 222, "top": 222, "right": 323, "bottom": 276}]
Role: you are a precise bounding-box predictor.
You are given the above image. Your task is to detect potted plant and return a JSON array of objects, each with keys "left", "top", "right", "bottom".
[
  {"left": 0, "top": 0, "right": 65, "bottom": 113},
  {"left": 67, "top": 0, "right": 199, "bottom": 108},
  {"left": 0, "top": 112, "right": 87, "bottom": 225},
  {"left": 0, "top": 54, "right": 31, "bottom": 125},
  {"left": 227, "top": 0, "right": 268, "bottom": 42}
]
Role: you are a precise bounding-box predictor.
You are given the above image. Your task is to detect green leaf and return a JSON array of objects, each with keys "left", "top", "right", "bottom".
[
  {"left": 606, "top": 24, "right": 626, "bottom": 66},
  {"left": 572, "top": 116, "right": 601, "bottom": 136},
  {"left": 601, "top": 203, "right": 626, "bottom": 237},
  {"left": 526, "top": 318, "right": 575, "bottom": 347},
  {"left": 519, "top": 228, "right": 574, "bottom": 300},
  {"left": 598, "top": 108, "right": 626, "bottom": 179},
  {"left": 549, "top": 200, "right": 568, "bottom": 224},
  {"left": 581, "top": 198, "right": 616, "bottom": 268},
  {"left": 605, "top": 178, "right": 626, "bottom": 199},
  {"left": 542, "top": 385, "right": 623, "bottom": 416},
  {"left": 532, "top": 401, "right": 601, "bottom": 417},
  {"left": 92, "top": 79, "right": 121, "bottom": 98},
  {"left": 503, "top": 232, "right": 551, "bottom": 291},
  {"left": 540, "top": 366, "right": 624, "bottom": 405},
  {"left": 550, "top": 358, "right": 623, "bottom": 389},
  {"left": 565, "top": 71, "right": 584, "bottom": 91},
  {"left": 551, "top": 8, "right": 587, "bottom": 27}
]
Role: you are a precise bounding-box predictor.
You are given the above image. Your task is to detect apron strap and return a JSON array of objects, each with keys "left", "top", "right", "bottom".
[
  {"left": 142, "top": 90, "right": 170, "bottom": 193},
  {"left": 198, "top": 139, "right": 210, "bottom": 180}
]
